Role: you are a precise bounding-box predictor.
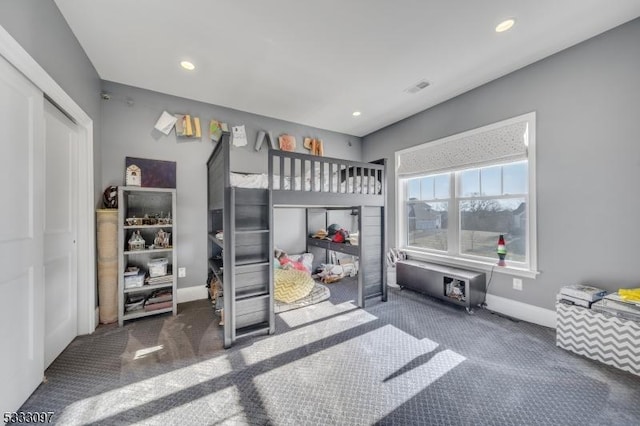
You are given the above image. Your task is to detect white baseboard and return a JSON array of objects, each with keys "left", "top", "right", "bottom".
[
  {"left": 485, "top": 294, "right": 556, "bottom": 329},
  {"left": 177, "top": 285, "right": 208, "bottom": 304}
]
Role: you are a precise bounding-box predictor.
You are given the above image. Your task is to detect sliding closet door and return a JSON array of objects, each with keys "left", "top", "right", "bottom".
[
  {"left": 43, "top": 100, "right": 79, "bottom": 367},
  {"left": 0, "top": 55, "right": 45, "bottom": 413}
]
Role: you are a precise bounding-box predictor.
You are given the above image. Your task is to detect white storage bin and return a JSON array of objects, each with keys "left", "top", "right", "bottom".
[
  {"left": 148, "top": 258, "right": 168, "bottom": 277},
  {"left": 124, "top": 273, "right": 145, "bottom": 289}
]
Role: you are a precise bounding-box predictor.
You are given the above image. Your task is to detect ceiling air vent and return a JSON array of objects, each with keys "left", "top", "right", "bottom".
[{"left": 405, "top": 79, "right": 431, "bottom": 94}]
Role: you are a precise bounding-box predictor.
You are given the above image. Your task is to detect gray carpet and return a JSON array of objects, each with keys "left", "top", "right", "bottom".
[{"left": 18, "top": 278, "right": 640, "bottom": 425}]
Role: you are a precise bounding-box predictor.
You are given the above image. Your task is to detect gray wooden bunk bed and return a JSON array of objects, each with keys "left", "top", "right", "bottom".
[{"left": 207, "top": 133, "right": 387, "bottom": 348}]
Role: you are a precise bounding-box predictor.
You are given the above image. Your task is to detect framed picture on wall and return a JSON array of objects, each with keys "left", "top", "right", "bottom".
[{"left": 125, "top": 157, "right": 176, "bottom": 188}]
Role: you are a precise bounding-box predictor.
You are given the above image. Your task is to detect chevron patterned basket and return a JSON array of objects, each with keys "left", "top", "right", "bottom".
[{"left": 556, "top": 302, "right": 640, "bottom": 376}]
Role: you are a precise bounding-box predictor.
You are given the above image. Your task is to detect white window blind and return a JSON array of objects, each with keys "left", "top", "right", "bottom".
[{"left": 397, "top": 115, "right": 530, "bottom": 177}]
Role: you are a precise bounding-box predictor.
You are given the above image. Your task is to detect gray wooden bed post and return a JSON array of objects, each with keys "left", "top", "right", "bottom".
[
  {"left": 357, "top": 205, "right": 364, "bottom": 308},
  {"left": 381, "top": 158, "right": 388, "bottom": 302},
  {"left": 228, "top": 188, "right": 237, "bottom": 344},
  {"left": 268, "top": 148, "right": 275, "bottom": 334},
  {"left": 222, "top": 134, "right": 234, "bottom": 349}
]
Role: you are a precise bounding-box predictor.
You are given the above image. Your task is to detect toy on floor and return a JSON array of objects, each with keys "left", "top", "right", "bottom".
[{"left": 313, "top": 263, "right": 344, "bottom": 284}]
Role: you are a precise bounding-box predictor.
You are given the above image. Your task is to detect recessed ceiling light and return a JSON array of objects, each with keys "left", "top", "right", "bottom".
[
  {"left": 352, "top": 111, "right": 361, "bottom": 117},
  {"left": 495, "top": 18, "right": 516, "bottom": 33},
  {"left": 180, "top": 61, "right": 195, "bottom": 71}
]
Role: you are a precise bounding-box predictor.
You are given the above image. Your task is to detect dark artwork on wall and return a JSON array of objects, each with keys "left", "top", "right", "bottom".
[{"left": 125, "top": 157, "right": 176, "bottom": 188}]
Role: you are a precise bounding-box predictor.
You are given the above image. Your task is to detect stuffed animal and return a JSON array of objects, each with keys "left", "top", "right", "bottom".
[
  {"left": 331, "top": 229, "right": 349, "bottom": 243},
  {"left": 103, "top": 186, "right": 118, "bottom": 208},
  {"left": 315, "top": 263, "right": 344, "bottom": 283},
  {"left": 326, "top": 224, "right": 350, "bottom": 243},
  {"left": 280, "top": 257, "right": 308, "bottom": 272},
  {"left": 274, "top": 248, "right": 309, "bottom": 273},
  {"left": 274, "top": 248, "right": 287, "bottom": 260}
]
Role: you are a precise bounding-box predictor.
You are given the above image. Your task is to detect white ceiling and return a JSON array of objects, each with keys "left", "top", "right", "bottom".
[{"left": 55, "top": 0, "right": 640, "bottom": 137}]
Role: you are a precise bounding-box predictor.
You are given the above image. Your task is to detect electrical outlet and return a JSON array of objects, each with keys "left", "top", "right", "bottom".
[
  {"left": 513, "top": 278, "right": 523, "bottom": 291},
  {"left": 178, "top": 267, "right": 186, "bottom": 278}
]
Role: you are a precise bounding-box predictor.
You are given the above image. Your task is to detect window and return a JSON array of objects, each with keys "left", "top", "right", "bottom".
[
  {"left": 406, "top": 173, "right": 449, "bottom": 251},
  {"left": 396, "top": 113, "right": 537, "bottom": 276}
]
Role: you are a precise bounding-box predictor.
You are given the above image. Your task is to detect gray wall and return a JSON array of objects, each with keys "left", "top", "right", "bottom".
[
  {"left": 0, "top": 0, "right": 103, "bottom": 205},
  {"left": 100, "top": 81, "right": 362, "bottom": 289},
  {"left": 363, "top": 18, "right": 640, "bottom": 310}
]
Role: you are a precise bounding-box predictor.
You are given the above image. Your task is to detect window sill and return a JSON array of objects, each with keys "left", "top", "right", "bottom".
[{"left": 402, "top": 249, "right": 540, "bottom": 279}]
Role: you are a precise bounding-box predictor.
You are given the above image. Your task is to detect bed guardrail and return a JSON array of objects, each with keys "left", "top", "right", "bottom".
[{"left": 268, "top": 149, "right": 385, "bottom": 196}]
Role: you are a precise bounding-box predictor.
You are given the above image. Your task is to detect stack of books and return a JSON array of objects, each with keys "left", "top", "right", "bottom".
[
  {"left": 145, "top": 274, "right": 173, "bottom": 286},
  {"left": 592, "top": 292, "right": 640, "bottom": 322},
  {"left": 557, "top": 284, "right": 608, "bottom": 308},
  {"left": 144, "top": 289, "right": 173, "bottom": 312}
]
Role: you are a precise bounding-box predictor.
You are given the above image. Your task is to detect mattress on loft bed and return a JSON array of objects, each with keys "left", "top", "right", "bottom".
[{"left": 230, "top": 172, "right": 381, "bottom": 194}]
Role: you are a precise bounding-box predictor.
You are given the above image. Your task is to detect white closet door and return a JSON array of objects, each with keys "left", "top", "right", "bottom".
[
  {"left": 0, "top": 55, "right": 45, "bottom": 413},
  {"left": 44, "top": 100, "right": 78, "bottom": 367}
]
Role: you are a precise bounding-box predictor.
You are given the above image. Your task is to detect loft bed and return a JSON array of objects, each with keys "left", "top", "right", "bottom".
[{"left": 207, "top": 133, "right": 387, "bottom": 348}]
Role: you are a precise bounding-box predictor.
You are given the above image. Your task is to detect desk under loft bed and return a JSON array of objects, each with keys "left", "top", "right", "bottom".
[{"left": 207, "top": 133, "right": 387, "bottom": 348}]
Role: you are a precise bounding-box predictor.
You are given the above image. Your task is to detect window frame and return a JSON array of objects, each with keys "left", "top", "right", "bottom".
[{"left": 395, "top": 113, "right": 538, "bottom": 279}]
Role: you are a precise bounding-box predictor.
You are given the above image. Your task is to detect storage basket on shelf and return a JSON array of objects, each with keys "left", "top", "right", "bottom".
[
  {"left": 124, "top": 273, "right": 145, "bottom": 289},
  {"left": 148, "top": 258, "right": 168, "bottom": 277}
]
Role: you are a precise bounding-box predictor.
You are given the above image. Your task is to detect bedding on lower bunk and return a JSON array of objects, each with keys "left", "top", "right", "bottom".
[
  {"left": 273, "top": 251, "right": 331, "bottom": 312},
  {"left": 274, "top": 269, "right": 315, "bottom": 303},
  {"left": 230, "top": 171, "right": 381, "bottom": 194},
  {"left": 274, "top": 282, "right": 330, "bottom": 313}
]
